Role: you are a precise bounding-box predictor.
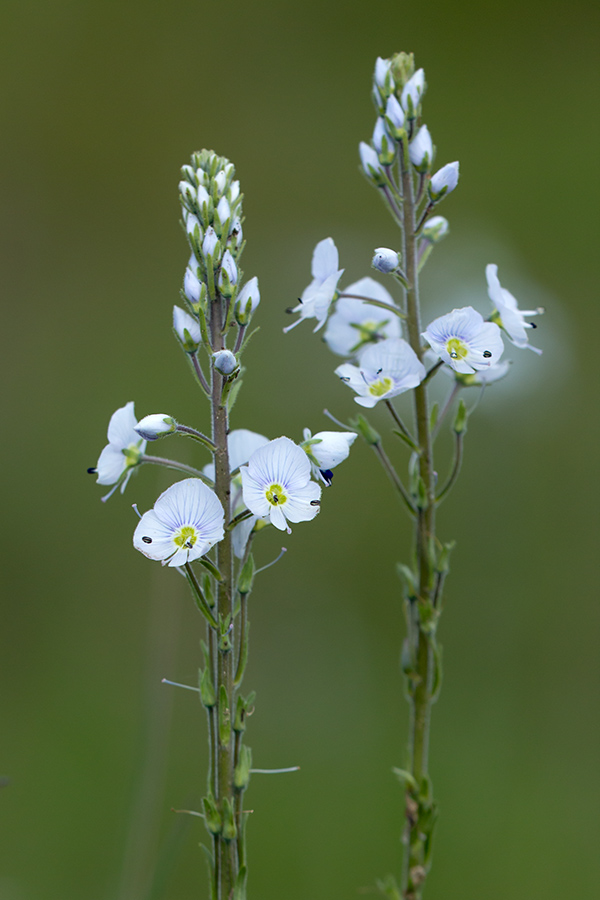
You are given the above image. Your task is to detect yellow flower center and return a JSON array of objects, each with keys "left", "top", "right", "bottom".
[
  {"left": 266, "top": 483, "right": 287, "bottom": 506},
  {"left": 368, "top": 376, "right": 393, "bottom": 397},
  {"left": 446, "top": 338, "right": 468, "bottom": 360},
  {"left": 174, "top": 525, "right": 198, "bottom": 549}
]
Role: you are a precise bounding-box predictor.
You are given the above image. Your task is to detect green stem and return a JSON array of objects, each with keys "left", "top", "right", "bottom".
[
  {"left": 400, "top": 153, "right": 437, "bottom": 900},
  {"left": 435, "top": 432, "right": 464, "bottom": 503},
  {"left": 371, "top": 440, "right": 416, "bottom": 516},
  {"left": 338, "top": 293, "right": 405, "bottom": 319},
  {"left": 140, "top": 455, "right": 210, "bottom": 482},
  {"left": 210, "top": 290, "right": 237, "bottom": 900}
]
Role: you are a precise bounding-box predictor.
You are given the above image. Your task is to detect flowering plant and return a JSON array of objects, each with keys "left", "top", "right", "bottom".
[
  {"left": 286, "top": 52, "right": 543, "bottom": 900},
  {"left": 89, "top": 150, "right": 353, "bottom": 899}
]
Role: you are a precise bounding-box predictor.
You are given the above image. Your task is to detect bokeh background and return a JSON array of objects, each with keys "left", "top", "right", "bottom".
[{"left": 1, "top": 1, "right": 598, "bottom": 898}]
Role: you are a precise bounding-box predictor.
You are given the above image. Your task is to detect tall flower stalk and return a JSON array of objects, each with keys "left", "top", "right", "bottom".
[
  {"left": 90, "top": 150, "right": 353, "bottom": 899},
  {"left": 287, "top": 53, "right": 542, "bottom": 900}
]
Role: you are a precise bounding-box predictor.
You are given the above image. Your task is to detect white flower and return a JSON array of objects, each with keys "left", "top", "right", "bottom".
[
  {"left": 359, "top": 141, "right": 384, "bottom": 180},
  {"left": 372, "top": 247, "right": 399, "bottom": 273},
  {"left": 133, "top": 479, "right": 224, "bottom": 567},
  {"left": 421, "top": 216, "right": 449, "bottom": 243},
  {"left": 439, "top": 356, "right": 512, "bottom": 386},
  {"left": 422, "top": 306, "right": 505, "bottom": 373},
  {"left": 335, "top": 338, "right": 425, "bottom": 407},
  {"left": 235, "top": 276, "right": 260, "bottom": 323},
  {"left": 409, "top": 125, "right": 433, "bottom": 170},
  {"left": 184, "top": 254, "right": 201, "bottom": 303},
  {"left": 212, "top": 349, "right": 237, "bottom": 375},
  {"left": 173, "top": 305, "right": 201, "bottom": 351},
  {"left": 240, "top": 437, "right": 321, "bottom": 533},
  {"left": 302, "top": 428, "right": 357, "bottom": 485},
  {"left": 486, "top": 264, "right": 543, "bottom": 354},
  {"left": 385, "top": 94, "right": 405, "bottom": 134},
  {"left": 429, "top": 162, "right": 459, "bottom": 201},
  {"left": 93, "top": 402, "right": 147, "bottom": 499},
  {"left": 324, "top": 277, "right": 402, "bottom": 357},
  {"left": 284, "top": 238, "right": 344, "bottom": 333},
  {"left": 203, "top": 429, "right": 270, "bottom": 559},
  {"left": 401, "top": 68, "right": 425, "bottom": 114},
  {"left": 134, "top": 414, "right": 176, "bottom": 441}
]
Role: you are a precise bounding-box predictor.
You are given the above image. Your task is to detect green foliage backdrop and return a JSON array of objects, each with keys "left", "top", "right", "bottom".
[{"left": 1, "top": 1, "right": 598, "bottom": 898}]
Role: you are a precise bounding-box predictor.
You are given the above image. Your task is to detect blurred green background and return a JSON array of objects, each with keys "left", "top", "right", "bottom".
[{"left": 1, "top": 0, "right": 598, "bottom": 898}]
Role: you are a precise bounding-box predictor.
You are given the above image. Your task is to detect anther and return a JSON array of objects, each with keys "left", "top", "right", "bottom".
[
  {"left": 450, "top": 351, "right": 458, "bottom": 359},
  {"left": 310, "top": 499, "right": 321, "bottom": 507},
  {"left": 142, "top": 536, "right": 152, "bottom": 544},
  {"left": 87, "top": 467, "right": 97, "bottom": 474},
  {"left": 483, "top": 350, "right": 492, "bottom": 358},
  {"left": 529, "top": 321, "right": 537, "bottom": 329}
]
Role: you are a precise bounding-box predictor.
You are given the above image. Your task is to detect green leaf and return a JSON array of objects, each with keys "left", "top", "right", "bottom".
[{"left": 392, "top": 767, "right": 418, "bottom": 792}]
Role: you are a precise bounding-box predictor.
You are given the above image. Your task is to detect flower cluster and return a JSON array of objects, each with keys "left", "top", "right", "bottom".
[
  {"left": 90, "top": 148, "right": 356, "bottom": 562},
  {"left": 284, "top": 53, "right": 543, "bottom": 400}
]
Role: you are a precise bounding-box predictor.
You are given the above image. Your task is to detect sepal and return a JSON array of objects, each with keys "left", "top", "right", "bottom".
[{"left": 234, "top": 745, "right": 252, "bottom": 791}]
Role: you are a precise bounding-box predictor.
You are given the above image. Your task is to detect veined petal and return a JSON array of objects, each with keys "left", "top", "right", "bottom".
[
  {"left": 246, "top": 437, "right": 311, "bottom": 492},
  {"left": 96, "top": 443, "right": 128, "bottom": 485},
  {"left": 269, "top": 504, "right": 289, "bottom": 532},
  {"left": 311, "top": 238, "right": 339, "bottom": 282},
  {"left": 282, "top": 482, "right": 321, "bottom": 523},
  {"left": 107, "top": 402, "right": 138, "bottom": 448},
  {"left": 240, "top": 468, "right": 271, "bottom": 516}
]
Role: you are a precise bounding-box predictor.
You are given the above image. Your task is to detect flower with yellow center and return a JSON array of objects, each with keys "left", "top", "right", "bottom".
[
  {"left": 335, "top": 338, "right": 425, "bottom": 407},
  {"left": 324, "top": 277, "right": 401, "bottom": 358},
  {"left": 422, "top": 306, "right": 504, "bottom": 374},
  {"left": 240, "top": 437, "right": 321, "bottom": 533},
  {"left": 133, "top": 479, "right": 224, "bottom": 567}
]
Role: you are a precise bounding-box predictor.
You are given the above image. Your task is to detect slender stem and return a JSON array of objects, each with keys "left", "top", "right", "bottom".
[
  {"left": 338, "top": 293, "right": 405, "bottom": 319},
  {"left": 184, "top": 563, "right": 218, "bottom": 629},
  {"left": 432, "top": 383, "right": 460, "bottom": 441},
  {"left": 234, "top": 594, "right": 249, "bottom": 686},
  {"left": 385, "top": 400, "right": 415, "bottom": 443},
  {"left": 233, "top": 324, "right": 246, "bottom": 354},
  {"left": 140, "top": 455, "right": 210, "bottom": 482},
  {"left": 421, "top": 359, "right": 443, "bottom": 387},
  {"left": 227, "top": 509, "right": 253, "bottom": 532},
  {"left": 190, "top": 352, "right": 210, "bottom": 394},
  {"left": 176, "top": 424, "right": 215, "bottom": 451},
  {"left": 210, "top": 290, "right": 237, "bottom": 900},
  {"left": 371, "top": 440, "right": 416, "bottom": 515},
  {"left": 435, "top": 432, "right": 464, "bottom": 503},
  {"left": 400, "top": 150, "right": 437, "bottom": 900}
]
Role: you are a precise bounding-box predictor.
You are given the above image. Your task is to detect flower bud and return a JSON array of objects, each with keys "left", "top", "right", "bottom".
[
  {"left": 408, "top": 125, "right": 433, "bottom": 171},
  {"left": 385, "top": 94, "right": 405, "bottom": 136},
  {"left": 235, "top": 276, "right": 260, "bottom": 324},
  {"left": 421, "top": 216, "right": 449, "bottom": 243},
  {"left": 186, "top": 212, "right": 201, "bottom": 237},
  {"left": 184, "top": 255, "right": 202, "bottom": 302},
  {"left": 218, "top": 249, "right": 237, "bottom": 296},
  {"left": 216, "top": 195, "right": 231, "bottom": 224},
  {"left": 212, "top": 349, "right": 237, "bottom": 375},
  {"left": 202, "top": 226, "right": 219, "bottom": 260},
  {"left": 197, "top": 184, "right": 210, "bottom": 207},
  {"left": 214, "top": 169, "right": 227, "bottom": 196},
  {"left": 134, "top": 414, "right": 177, "bottom": 441},
  {"left": 179, "top": 181, "right": 196, "bottom": 207},
  {"left": 229, "top": 180, "right": 240, "bottom": 202},
  {"left": 359, "top": 141, "right": 385, "bottom": 182},
  {"left": 181, "top": 165, "right": 195, "bottom": 181},
  {"left": 401, "top": 68, "right": 425, "bottom": 117},
  {"left": 429, "top": 162, "right": 460, "bottom": 201},
  {"left": 372, "top": 247, "right": 400, "bottom": 273},
  {"left": 173, "top": 305, "right": 201, "bottom": 351},
  {"left": 374, "top": 56, "right": 392, "bottom": 90},
  {"left": 372, "top": 118, "right": 396, "bottom": 164}
]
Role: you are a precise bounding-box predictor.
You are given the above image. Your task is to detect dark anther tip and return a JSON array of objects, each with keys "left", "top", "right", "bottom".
[
  {"left": 310, "top": 500, "right": 321, "bottom": 507},
  {"left": 285, "top": 307, "right": 295, "bottom": 314},
  {"left": 529, "top": 321, "right": 537, "bottom": 329},
  {"left": 87, "top": 467, "right": 97, "bottom": 474},
  {"left": 141, "top": 536, "right": 152, "bottom": 544},
  {"left": 321, "top": 469, "right": 334, "bottom": 486},
  {"left": 483, "top": 350, "right": 492, "bottom": 358}
]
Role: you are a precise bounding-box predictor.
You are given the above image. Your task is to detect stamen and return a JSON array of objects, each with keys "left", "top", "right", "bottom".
[
  {"left": 161, "top": 678, "right": 200, "bottom": 693},
  {"left": 250, "top": 766, "right": 300, "bottom": 774},
  {"left": 310, "top": 499, "right": 321, "bottom": 506},
  {"left": 132, "top": 503, "right": 142, "bottom": 519},
  {"left": 483, "top": 350, "right": 492, "bottom": 358},
  {"left": 255, "top": 547, "right": 288, "bottom": 575},
  {"left": 142, "top": 536, "right": 152, "bottom": 544},
  {"left": 529, "top": 322, "right": 537, "bottom": 329},
  {"left": 87, "top": 467, "right": 97, "bottom": 474}
]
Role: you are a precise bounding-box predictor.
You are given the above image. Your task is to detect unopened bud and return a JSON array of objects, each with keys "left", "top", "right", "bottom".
[
  {"left": 179, "top": 181, "right": 196, "bottom": 207},
  {"left": 401, "top": 68, "right": 426, "bottom": 117},
  {"left": 235, "top": 276, "right": 260, "bottom": 323},
  {"left": 214, "top": 169, "right": 227, "bottom": 196},
  {"left": 212, "top": 349, "right": 237, "bottom": 375},
  {"left": 421, "top": 216, "right": 449, "bottom": 243},
  {"left": 385, "top": 94, "right": 405, "bottom": 136},
  {"left": 197, "top": 184, "right": 210, "bottom": 207},
  {"left": 408, "top": 124, "right": 433, "bottom": 171},
  {"left": 229, "top": 180, "right": 240, "bottom": 202},
  {"left": 218, "top": 250, "right": 237, "bottom": 296},
  {"left": 184, "top": 256, "right": 202, "bottom": 302},
  {"left": 173, "top": 305, "right": 201, "bottom": 351},
  {"left": 202, "top": 226, "right": 219, "bottom": 260},
  {"left": 372, "top": 118, "right": 396, "bottom": 165},
  {"left": 134, "top": 414, "right": 176, "bottom": 441},
  {"left": 429, "top": 162, "right": 459, "bottom": 202},
  {"left": 216, "top": 195, "right": 231, "bottom": 224},
  {"left": 372, "top": 247, "right": 400, "bottom": 273},
  {"left": 374, "top": 56, "right": 392, "bottom": 91},
  {"left": 359, "top": 141, "right": 385, "bottom": 183},
  {"left": 185, "top": 212, "right": 201, "bottom": 238}
]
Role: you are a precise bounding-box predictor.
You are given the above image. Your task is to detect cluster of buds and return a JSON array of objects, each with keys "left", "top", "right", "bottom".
[{"left": 361, "top": 53, "right": 459, "bottom": 210}]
